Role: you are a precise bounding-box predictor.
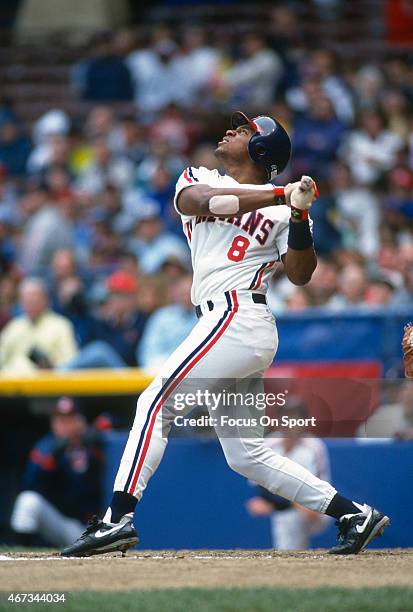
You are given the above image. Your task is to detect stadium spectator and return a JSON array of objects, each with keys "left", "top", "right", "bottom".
[
  {"left": 19, "top": 184, "right": 74, "bottom": 275},
  {"left": 223, "top": 32, "right": 283, "bottom": 108},
  {"left": 72, "top": 31, "right": 133, "bottom": 102},
  {"left": 246, "top": 400, "right": 331, "bottom": 550},
  {"left": 0, "top": 119, "right": 31, "bottom": 176},
  {"left": 308, "top": 49, "right": 354, "bottom": 124},
  {"left": 61, "top": 270, "right": 146, "bottom": 369},
  {"left": 127, "top": 200, "right": 188, "bottom": 275},
  {"left": 10, "top": 397, "right": 104, "bottom": 547},
  {"left": 84, "top": 105, "right": 117, "bottom": 144},
  {"left": 300, "top": 258, "right": 339, "bottom": 307},
  {"left": 357, "top": 380, "right": 413, "bottom": 439},
  {"left": 111, "top": 115, "right": 147, "bottom": 165},
  {"left": 179, "top": 26, "right": 220, "bottom": 106},
  {"left": 331, "top": 162, "right": 381, "bottom": 258},
  {"left": 383, "top": 165, "right": 413, "bottom": 233},
  {"left": 75, "top": 137, "right": 134, "bottom": 197},
  {"left": 127, "top": 29, "right": 190, "bottom": 116},
  {"left": 340, "top": 109, "right": 403, "bottom": 185},
  {"left": 27, "top": 110, "right": 70, "bottom": 174},
  {"left": 365, "top": 276, "right": 396, "bottom": 307},
  {"left": 326, "top": 264, "right": 368, "bottom": 310},
  {"left": 138, "top": 274, "right": 196, "bottom": 370},
  {"left": 292, "top": 93, "right": 345, "bottom": 179},
  {"left": 0, "top": 278, "right": 77, "bottom": 374}
]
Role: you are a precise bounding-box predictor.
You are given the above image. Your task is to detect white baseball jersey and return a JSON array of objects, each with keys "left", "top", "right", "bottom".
[{"left": 174, "top": 166, "right": 292, "bottom": 305}]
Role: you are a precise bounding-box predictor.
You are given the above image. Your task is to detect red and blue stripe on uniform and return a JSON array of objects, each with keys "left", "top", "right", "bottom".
[
  {"left": 124, "top": 290, "right": 239, "bottom": 494},
  {"left": 183, "top": 167, "right": 199, "bottom": 184},
  {"left": 248, "top": 261, "right": 275, "bottom": 290}
]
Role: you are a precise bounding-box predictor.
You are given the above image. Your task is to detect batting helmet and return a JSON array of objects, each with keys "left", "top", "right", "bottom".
[{"left": 231, "top": 111, "right": 291, "bottom": 181}]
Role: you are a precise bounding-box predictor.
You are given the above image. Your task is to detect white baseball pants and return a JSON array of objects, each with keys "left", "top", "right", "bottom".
[
  {"left": 271, "top": 507, "right": 331, "bottom": 550},
  {"left": 111, "top": 290, "right": 336, "bottom": 514},
  {"left": 10, "top": 490, "right": 84, "bottom": 546}
]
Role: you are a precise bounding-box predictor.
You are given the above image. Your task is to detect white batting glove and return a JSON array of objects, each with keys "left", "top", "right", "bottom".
[{"left": 289, "top": 176, "right": 318, "bottom": 221}]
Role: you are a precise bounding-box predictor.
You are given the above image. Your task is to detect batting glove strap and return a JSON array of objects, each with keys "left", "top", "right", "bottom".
[
  {"left": 290, "top": 205, "right": 309, "bottom": 221},
  {"left": 273, "top": 186, "right": 286, "bottom": 206}
]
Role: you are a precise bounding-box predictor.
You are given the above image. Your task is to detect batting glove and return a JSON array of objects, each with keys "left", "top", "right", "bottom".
[{"left": 287, "top": 176, "right": 319, "bottom": 221}]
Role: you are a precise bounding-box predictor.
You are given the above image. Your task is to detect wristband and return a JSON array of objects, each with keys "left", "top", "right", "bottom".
[
  {"left": 273, "top": 186, "right": 286, "bottom": 206},
  {"left": 290, "top": 205, "right": 309, "bottom": 221},
  {"left": 287, "top": 218, "right": 313, "bottom": 250}
]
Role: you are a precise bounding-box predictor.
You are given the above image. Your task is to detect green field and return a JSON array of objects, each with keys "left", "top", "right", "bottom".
[{"left": 1, "top": 587, "right": 413, "bottom": 612}]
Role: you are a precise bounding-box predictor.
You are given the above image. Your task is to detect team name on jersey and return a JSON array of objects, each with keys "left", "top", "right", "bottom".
[{"left": 194, "top": 211, "right": 274, "bottom": 246}]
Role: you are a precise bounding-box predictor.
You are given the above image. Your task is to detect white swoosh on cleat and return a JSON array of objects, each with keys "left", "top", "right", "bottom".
[
  {"left": 94, "top": 523, "right": 125, "bottom": 538},
  {"left": 355, "top": 510, "right": 372, "bottom": 534}
]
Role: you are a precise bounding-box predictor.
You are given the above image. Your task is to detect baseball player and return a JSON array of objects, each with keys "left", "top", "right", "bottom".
[{"left": 62, "top": 111, "right": 389, "bottom": 557}]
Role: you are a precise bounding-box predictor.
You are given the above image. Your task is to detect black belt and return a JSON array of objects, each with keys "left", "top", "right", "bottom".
[{"left": 195, "top": 293, "right": 266, "bottom": 319}]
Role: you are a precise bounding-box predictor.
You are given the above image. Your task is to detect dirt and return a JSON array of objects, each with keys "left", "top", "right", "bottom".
[{"left": 0, "top": 549, "right": 412, "bottom": 592}]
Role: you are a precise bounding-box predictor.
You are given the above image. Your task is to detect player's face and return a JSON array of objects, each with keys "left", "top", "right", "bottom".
[{"left": 215, "top": 125, "right": 253, "bottom": 159}]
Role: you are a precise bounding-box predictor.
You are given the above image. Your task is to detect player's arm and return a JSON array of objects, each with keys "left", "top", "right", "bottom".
[
  {"left": 281, "top": 179, "right": 318, "bottom": 286},
  {"left": 281, "top": 226, "right": 317, "bottom": 286},
  {"left": 176, "top": 184, "right": 286, "bottom": 217}
]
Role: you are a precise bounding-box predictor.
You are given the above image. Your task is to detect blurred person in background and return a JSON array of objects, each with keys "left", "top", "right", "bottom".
[
  {"left": 292, "top": 93, "right": 345, "bottom": 180},
  {"left": 148, "top": 104, "right": 195, "bottom": 156},
  {"left": 305, "top": 258, "right": 340, "bottom": 307},
  {"left": 331, "top": 162, "right": 381, "bottom": 258},
  {"left": 138, "top": 274, "right": 196, "bottom": 371},
  {"left": 309, "top": 180, "right": 342, "bottom": 256},
  {"left": 308, "top": 49, "right": 354, "bottom": 124},
  {"left": 111, "top": 115, "right": 147, "bottom": 165},
  {"left": 267, "top": 6, "right": 301, "bottom": 93},
  {"left": 61, "top": 270, "right": 146, "bottom": 369},
  {"left": 247, "top": 399, "right": 331, "bottom": 550},
  {"left": 75, "top": 137, "right": 134, "bottom": 197},
  {"left": 383, "top": 165, "right": 413, "bottom": 236},
  {"left": 26, "top": 110, "right": 70, "bottom": 175},
  {"left": 223, "top": 32, "right": 283, "bottom": 108},
  {"left": 179, "top": 26, "right": 220, "bottom": 106},
  {"left": 285, "top": 286, "right": 314, "bottom": 311},
  {"left": 10, "top": 397, "right": 104, "bottom": 547},
  {"left": 357, "top": 380, "right": 413, "bottom": 439},
  {"left": 127, "top": 200, "right": 188, "bottom": 275},
  {"left": 352, "top": 64, "right": 384, "bottom": 111},
  {"left": 326, "top": 264, "right": 368, "bottom": 310},
  {"left": 0, "top": 118, "right": 31, "bottom": 176},
  {"left": 340, "top": 109, "right": 402, "bottom": 185},
  {"left": 380, "top": 88, "right": 410, "bottom": 143},
  {"left": 84, "top": 105, "right": 117, "bottom": 145},
  {"left": 126, "top": 28, "right": 190, "bottom": 116},
  {"left": 19, "top": 184, "right": 74, "bottom": 275},
  {"left": 0, "top": 278, "right": 77, "bottom": 374},
  {"left": 48, "top": 248, "right": 102, "bottom": 348},
  {"left": 364, "top": 276, "right": 396, "bottom": 308},
  {"left": 72, "top": 31, "right": 133, "bottom": 102}
]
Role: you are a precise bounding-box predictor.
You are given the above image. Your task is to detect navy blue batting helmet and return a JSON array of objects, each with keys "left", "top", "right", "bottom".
[{"left": 231, "top": 111, "right": 291, "bottom": 181}]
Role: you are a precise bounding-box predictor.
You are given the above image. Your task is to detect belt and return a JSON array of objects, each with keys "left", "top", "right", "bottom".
[{"left": 195, "top": 292, "right": 267, "bottom": 319}]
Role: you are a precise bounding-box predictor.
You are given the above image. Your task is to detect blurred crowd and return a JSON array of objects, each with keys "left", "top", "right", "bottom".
[{"left": 0, "top": 7, "right": 413, "bottom": 373}]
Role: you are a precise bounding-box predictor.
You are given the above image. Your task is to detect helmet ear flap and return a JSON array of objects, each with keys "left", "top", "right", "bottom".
[
  {"left": 253, "top": 141, "right": 267, "bottom": 158},
  {"left": 248, "top": 136, "right": 267, "bottom": 162}
]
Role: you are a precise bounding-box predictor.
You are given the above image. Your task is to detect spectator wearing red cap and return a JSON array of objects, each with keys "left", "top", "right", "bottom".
[
  {"left": 10, "top": 397, "right": 105, "bottom": 547},
  {"left": 61, "top": 269, "right": 148, "bottom": 369}
]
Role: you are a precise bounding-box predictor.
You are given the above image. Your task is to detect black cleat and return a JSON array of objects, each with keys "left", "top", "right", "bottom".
[
  {"left": 61, "top": 513, "right": 138, "bottom": 557},
  {"left": 329, "top": 505, "right": 390, "bottom": 555}
]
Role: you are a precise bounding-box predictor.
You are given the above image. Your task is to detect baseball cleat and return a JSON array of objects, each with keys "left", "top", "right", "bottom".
[
  {"left": 61, "top": 513, "right": 138, "bottom": 557},
  {"left": 329, "top": 505, "right": 390, "bottom": 555}
]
